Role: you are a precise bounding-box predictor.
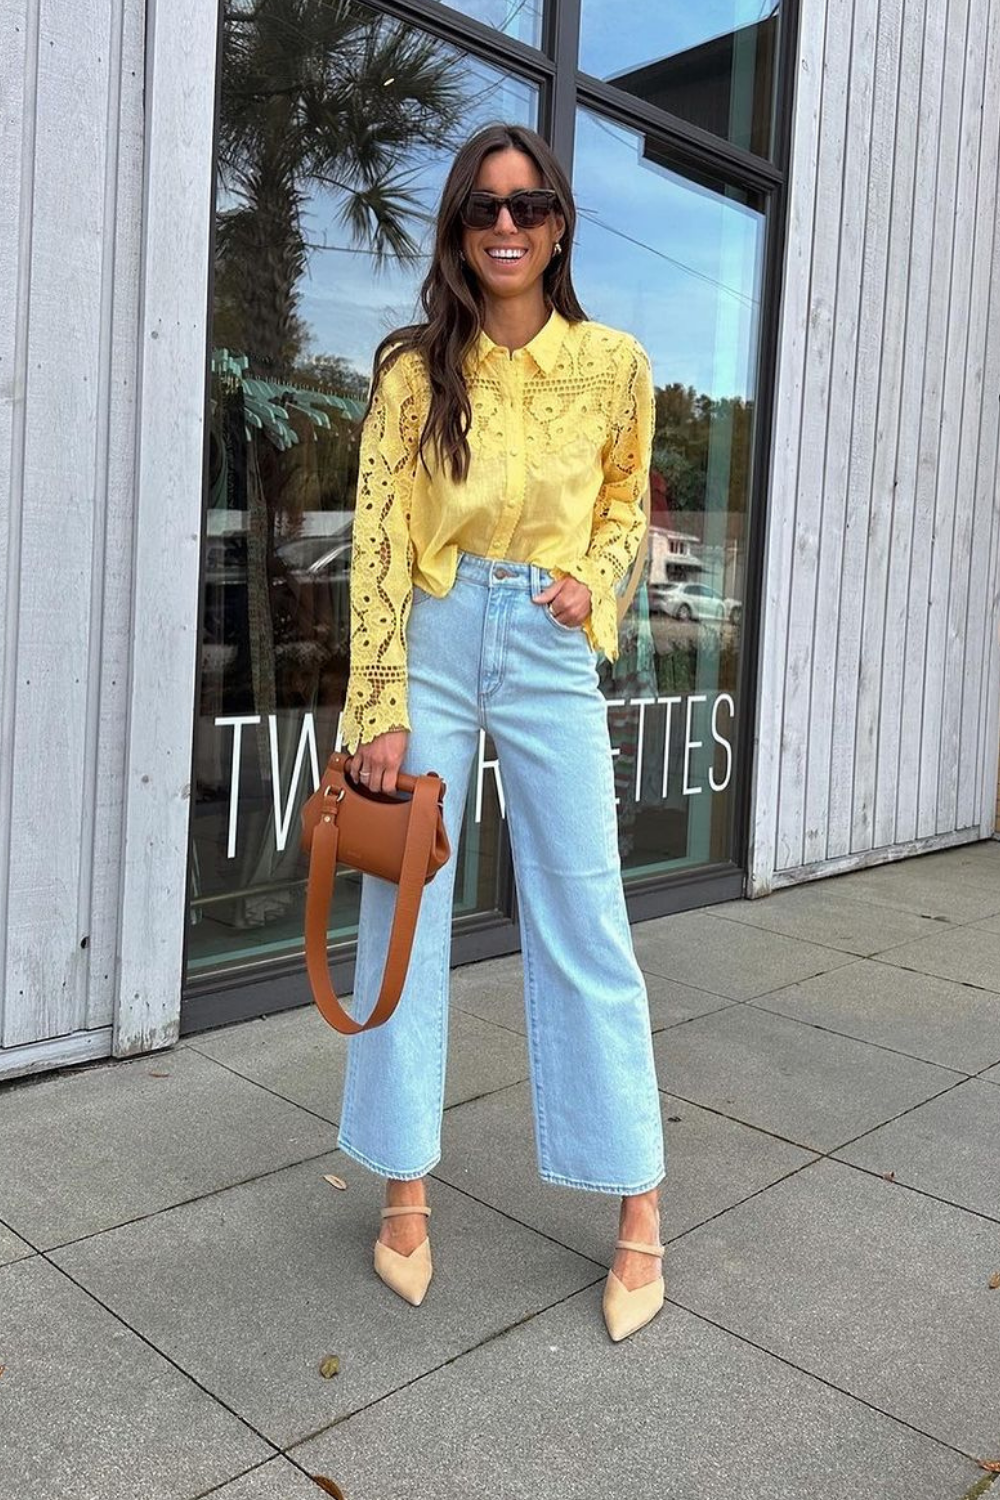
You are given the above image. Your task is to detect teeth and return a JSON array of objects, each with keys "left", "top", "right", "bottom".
[{"left": 488, "top": 248, "right": 526, "bottom": 260}]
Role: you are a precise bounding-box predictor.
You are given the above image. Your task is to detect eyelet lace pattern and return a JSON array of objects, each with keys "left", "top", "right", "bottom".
[{"left": 341, "top": 319, "right": 654, "bottom": 751}]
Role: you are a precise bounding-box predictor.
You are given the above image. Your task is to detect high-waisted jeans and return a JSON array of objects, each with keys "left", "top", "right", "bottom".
[{"left": 337, "top": 552, "right": 665, "bottom": 1195}]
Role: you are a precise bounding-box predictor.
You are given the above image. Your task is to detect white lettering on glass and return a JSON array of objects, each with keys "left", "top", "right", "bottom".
[
  {"left": 216, "top": 715, "right": 261, "bottom": 858},
  {"left": 683, "top": 695, "right": 708, "bottom": 796},
  {"left": 630, "top": 697, "right": 657, "bottom": 801},
  {"left": 603, "top": 699, "right": 626, "bottom": 803},
  {"left": 269, "top": 714, "right": 321, "bottom": 852},
  {"left": 215, "top": 694, "right": 738, "bottom": 857},
  {"left": 709, "top": 694, "right": 735, "bottom": 792},
  {"left": 657, "top": 696, "right": 682, "bottom": 797},
  {"left": 475, "top": 729, "right": 506, "bottom": 822}
]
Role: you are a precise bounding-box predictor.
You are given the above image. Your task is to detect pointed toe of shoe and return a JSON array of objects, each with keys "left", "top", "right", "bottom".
[
  {"left": 602, "top": 1269, "right": 665, "bottom": 1342},
  {"left": 373, "top": 1236, "right": 433, "bottom": 1306}
]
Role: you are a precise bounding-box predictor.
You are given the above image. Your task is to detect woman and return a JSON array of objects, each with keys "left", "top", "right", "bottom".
[{"left": 339, "top": 123, "right": 665, "bottom": 1343}]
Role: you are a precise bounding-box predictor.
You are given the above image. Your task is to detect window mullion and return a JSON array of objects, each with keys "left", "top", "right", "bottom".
[{"left": 545, "top": 0, "right": 582, "bottom": 172}]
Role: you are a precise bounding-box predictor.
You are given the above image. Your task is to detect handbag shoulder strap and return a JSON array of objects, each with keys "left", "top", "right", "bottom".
[
  {"left": 303, "top": 775, "right": 442, "bottom": 1034},
  {"left": 616, "top": 480, "right": 652, "bottom": 626}
]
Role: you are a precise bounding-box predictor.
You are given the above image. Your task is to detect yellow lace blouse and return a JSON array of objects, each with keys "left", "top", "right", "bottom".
[{"left": 342, "top": 310, "right": 654, "bottom": 750}]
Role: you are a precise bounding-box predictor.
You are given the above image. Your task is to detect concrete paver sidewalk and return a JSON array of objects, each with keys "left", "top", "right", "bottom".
[{"left": 1, "top": 841, "right": 999, "bottom": 1500}]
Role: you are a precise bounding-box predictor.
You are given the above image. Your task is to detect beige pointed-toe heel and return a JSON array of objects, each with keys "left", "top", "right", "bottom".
[
  {"left": 602, "top": 1237, "right": 666, "bottom": 1342},
  {"left": 373, "top": 1204, "right": 432, "bottom": 1306}
]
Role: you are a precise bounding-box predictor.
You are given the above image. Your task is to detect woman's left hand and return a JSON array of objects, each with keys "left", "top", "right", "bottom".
[{"left": 532, "top": 576, "right": 592, "bottom": 628}]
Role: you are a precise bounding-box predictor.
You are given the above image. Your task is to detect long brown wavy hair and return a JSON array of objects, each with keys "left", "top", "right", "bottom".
[{"left": 368, "top": 123, "right": 587, "bottom": 481}]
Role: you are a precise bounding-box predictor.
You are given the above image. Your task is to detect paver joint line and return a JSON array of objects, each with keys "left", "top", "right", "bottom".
[
  {"left": 4, "top": 840, "right": 998, "bottom": 1498},
  {"left": 283, "top": 1279, "right": 606, "bottom": 1454},
  {"left": 742, "top": 998, "right": 977, "bottom": 1075},
  {"left": 666, "top": 1296, "right": 990, "bottom": 1467},
  {"left": 35, "top": 1250, "right": 284, "bottom": 1466}
]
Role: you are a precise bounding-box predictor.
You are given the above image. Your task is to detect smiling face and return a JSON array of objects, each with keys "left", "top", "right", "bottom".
[{"left": 460, "top": 147, "right": 566, "bottom": 314}]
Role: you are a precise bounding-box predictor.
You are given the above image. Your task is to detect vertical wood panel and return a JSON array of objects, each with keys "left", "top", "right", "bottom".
[
  {"left": 113, "top": 0, "right": 219, "bottom": 1056},
  {"left": 873, "top": 0, "right": 947, "bottom": 847},
  {"left": 776, "top": 0, "right": 853, "bottom": 871},
  {"left": 0, "top": 2, "right": 33, "bottom": 1046},
  {"left": 821, "top": 0, "right": 884, "bottom": 860},
  {"left": 896, "top": 0, "right": 969, "bottom": 842},
  {"left": 976, "top": 407, "right": 1000, "bottom": 834},
  {"left": 955, "top": 0, "right": 1000, "bottom": 831},
  {"left": 748, "top": 0, "right": 829, "bottom": 894},
  {"left": 0, "top": 0, "right": 143, "bottom": 1063},
  {"left": 85, "top": 0, "right": 144, "bottom": 1029},
  {"left": 853, "top": 0, "right": 922, "bottom": 850},
  {"left": 3, "top": 0, "right": 110, "bottom": 1046},
  {"left": 756, "top": 0, "right": 1000, "bottom": 885},
  {"left": 923, "top": 0, "right": 983, "bottom": 836}
]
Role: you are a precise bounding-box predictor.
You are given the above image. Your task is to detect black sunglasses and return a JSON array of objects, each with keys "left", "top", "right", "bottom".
[{"left": 460, "top": 189, "right": 560, "bottom": 230}]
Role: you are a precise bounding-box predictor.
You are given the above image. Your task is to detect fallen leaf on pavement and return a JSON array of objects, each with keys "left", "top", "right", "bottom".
[
  {"left": 988, "top": 1273, "right": 1000, "bottom": 1290},
  {"left": 318, "top": 1355, "right": 340, "bottom": 1379},
  {"left": 976, "top": 1460, "right": 1000, "bottom": 1473},
  {"left": 323, "top": 1174, "right": 347, "bottom": 1190},
  {"left": 148, "top": 1071, "right": 170, "bottom": 1078},
  {"left": 312, "top": 1478, "right": 346, "bottom": 1498},
  {"left": 881, "top": 1171, "right": 896, "bottom": 1182}
]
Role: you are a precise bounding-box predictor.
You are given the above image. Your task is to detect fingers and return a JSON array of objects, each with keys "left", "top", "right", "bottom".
[
  {"left": 533, "top": 577, "right": 592, "bottom": 627},
  {"left": 346, "top": 731, "right": 408, "bottom": 795},
  {"left": 531, "top": 580, "right": 560, "bottom": 605}
]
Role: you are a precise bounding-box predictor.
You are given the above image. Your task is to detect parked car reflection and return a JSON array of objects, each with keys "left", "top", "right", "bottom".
[{"left": 648, "top": 580, "right": 741, "bottom": 624}]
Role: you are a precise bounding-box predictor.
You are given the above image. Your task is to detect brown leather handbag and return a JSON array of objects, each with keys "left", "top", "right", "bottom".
[{"left": 301, "top": 752, "right": 450, "bottom": 1034}]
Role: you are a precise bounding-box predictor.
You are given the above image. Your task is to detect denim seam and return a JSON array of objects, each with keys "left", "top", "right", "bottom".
[
  {"left": 480, "top": 587, "right": 513, "bottom": 702},
  {"left": 337, "top": 1132, "right": 441, "bottom": 1182},
  {"left": 506, "top": 796, "right": 551, "bottom": 1175},
  {"left": 430, "top": 871, "right": 450, "bottom": 1160},
  {"left": 539, "top": 1165, "right": 666, "bottom": 1196}
]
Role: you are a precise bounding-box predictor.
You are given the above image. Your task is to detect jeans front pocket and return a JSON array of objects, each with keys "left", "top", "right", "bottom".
[{"left": 542, "top": 602, "right": 582, "bottom": 634}]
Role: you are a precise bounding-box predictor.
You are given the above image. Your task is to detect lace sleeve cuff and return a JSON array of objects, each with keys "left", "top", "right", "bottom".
[
  {"left": 340, "top": 665, "right": 411, "bottom": 752},
  {"left": 551, "top": 556, "right": 621, "bottom": 663}
]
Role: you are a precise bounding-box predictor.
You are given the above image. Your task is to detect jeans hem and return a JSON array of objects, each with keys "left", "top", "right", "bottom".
[
  {"left": 538, "top": 1165, "right": 666, "bottom": 1196},
  {"left": 336, "top": 1134, "right": 440, "bottom": 1182}
]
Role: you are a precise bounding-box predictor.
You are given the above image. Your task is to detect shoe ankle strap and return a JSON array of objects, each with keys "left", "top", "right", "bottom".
[
  {"left": 381, "top": 1204, "right": 431, "bottom": 1219},
  {"left": 614, "top": 1238, "right": 664, "bottom": 1257}
]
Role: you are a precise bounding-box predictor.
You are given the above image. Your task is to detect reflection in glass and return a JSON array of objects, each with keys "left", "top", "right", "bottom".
[
  {"left": 579, "top": 0, "right": 781, "bottom": 159},
  {"left": 189, "top": 0, "right": 536, "bottom": 979},
  {"left": 428, "top": 0, "right": 543, "bottom": 48},
  {"left": 572, "top": 109, "right": 766, "bottom": 878}
]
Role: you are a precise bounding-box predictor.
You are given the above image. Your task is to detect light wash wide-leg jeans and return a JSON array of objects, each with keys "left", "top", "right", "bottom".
[{"left": 337, "top": 552, "right": 665, "bottom": 1195}]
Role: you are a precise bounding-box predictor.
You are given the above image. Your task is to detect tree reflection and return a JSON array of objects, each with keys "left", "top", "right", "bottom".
[
  {"left": 215, "top": 0, "right": 463, "bottom": 373},
  {"left": 195, "top": 2, "right": 465, "bottom": 944}
]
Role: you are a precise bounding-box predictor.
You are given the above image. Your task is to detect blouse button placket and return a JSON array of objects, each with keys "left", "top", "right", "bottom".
[{"left": 492, "top": 353, "right": 527, "bottom": 558}]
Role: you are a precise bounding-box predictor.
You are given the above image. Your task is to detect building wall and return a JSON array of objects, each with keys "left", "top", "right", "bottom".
[
  {"left": 0, "top": 0, "right": 217, "bottom": 1079},
  {"left": 0, "top": 1, "right": 144, "bottom": 1073},
  {"left": 751, "top": 0, "right": 1000, "bottom": 892}
]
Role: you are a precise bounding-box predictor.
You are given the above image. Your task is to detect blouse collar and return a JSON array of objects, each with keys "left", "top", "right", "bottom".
[{"left": 469, "top": 308, "right": 569, "bottom": 376}]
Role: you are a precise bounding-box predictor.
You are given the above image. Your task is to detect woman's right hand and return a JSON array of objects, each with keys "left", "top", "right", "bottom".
[{"left": 345, "top": 730, "right": 409, "bottom": 795}]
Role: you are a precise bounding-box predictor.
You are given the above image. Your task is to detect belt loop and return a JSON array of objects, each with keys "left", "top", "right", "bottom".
[{"left": 529, "top": 562, "right": 543, "bottom": 597}]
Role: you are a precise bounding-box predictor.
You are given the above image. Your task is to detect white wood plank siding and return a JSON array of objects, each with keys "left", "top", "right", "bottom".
[
  {"left": 0, "top": 0, "right": 144, "bottom": 1067},
  {"left": 750, "top": 0, "right": 1000, "bottom": 892},
  {"left": 112, "top": 0, "right": 219, "bottom": 1057}
]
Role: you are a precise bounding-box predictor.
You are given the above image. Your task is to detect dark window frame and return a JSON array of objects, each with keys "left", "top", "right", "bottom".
[{"left": 181, "top": 0, "right": 801, "bottom": 1030}]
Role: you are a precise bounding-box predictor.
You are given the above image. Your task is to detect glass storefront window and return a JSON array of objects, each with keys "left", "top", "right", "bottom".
[
  {"left": 578, "top": 1, "right": 782, "bottom": 159},
  {"left": 428, "top": 0, "right": 544, "bottom": 48},
  {"left": 189, "top": 1, "right": 536, "bottom": 979},
  {"left": 572, "top": 108, "right": 766, "bottom": 877}
]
